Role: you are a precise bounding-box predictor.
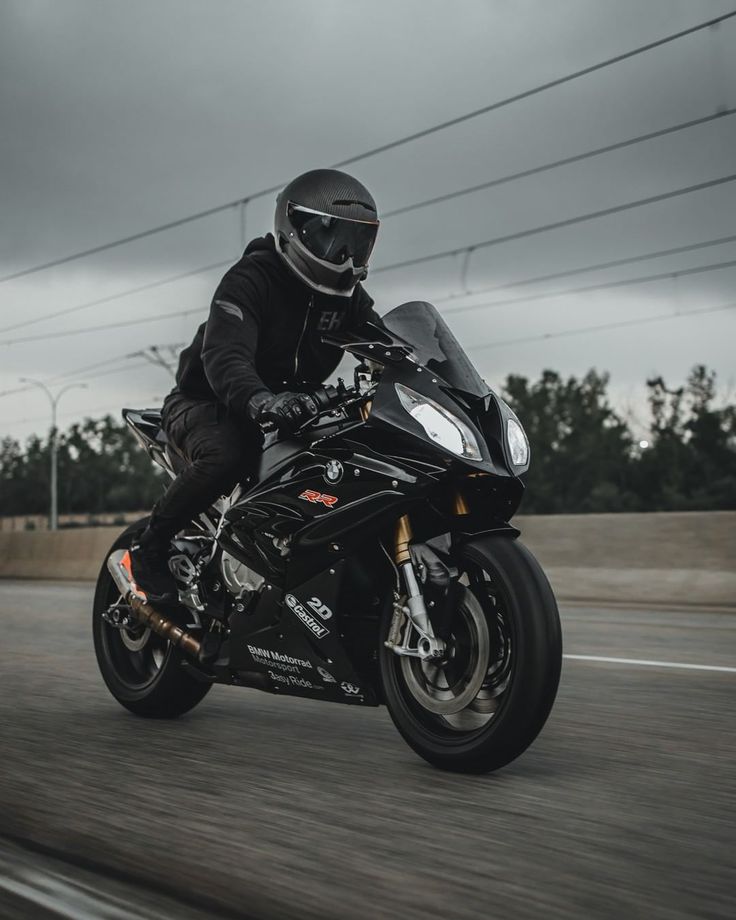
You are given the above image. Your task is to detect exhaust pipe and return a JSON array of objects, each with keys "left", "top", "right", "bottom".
[{"left": 106, "top": 550, "right": 201, "bottom": 657}]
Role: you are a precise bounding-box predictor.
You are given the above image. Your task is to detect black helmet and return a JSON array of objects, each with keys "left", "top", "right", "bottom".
[{"left": 274, "top": 168, "right": 379, "bottom": 297}]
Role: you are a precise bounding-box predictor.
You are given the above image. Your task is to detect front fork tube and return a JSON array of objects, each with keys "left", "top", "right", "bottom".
[{"left": 386, "top": 515, "right": 445, "bottom": 660}]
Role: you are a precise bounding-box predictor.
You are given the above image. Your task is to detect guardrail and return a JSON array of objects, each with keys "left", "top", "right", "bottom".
[{"left": 0, "top": 511, "right": 733, "bottom": 608}]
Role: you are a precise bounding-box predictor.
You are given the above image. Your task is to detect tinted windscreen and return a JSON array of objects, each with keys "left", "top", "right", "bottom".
[{"left": 381, "top": 301, "right": 490, "bottom": 399}]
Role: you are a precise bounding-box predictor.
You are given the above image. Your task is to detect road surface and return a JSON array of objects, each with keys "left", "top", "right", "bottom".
[{"left": 0, "top": 580, "right": 734, "bottom": 919}]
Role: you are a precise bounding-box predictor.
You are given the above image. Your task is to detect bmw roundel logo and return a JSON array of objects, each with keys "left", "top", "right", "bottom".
[{"left": 324, "top": 459, "right": 343, "bottom": 484}]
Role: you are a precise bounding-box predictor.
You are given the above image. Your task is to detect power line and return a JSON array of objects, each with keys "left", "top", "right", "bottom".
[
  {"left": 1, "top": 10, "right": 733, "bottom": 286},
  {"left": 11, "top": 116, "right": 731, "bottom": 343},
  {"left": 382, "top": 110, "right": 735, "bottom": 220},
  {"left": 329, "top": 13, "right": 736, "bottom": 171},
  {"left": 373, "top": 173, "right": 736, "bottom": 275},
  {"left": 49, "top": 342, "right": 182, "bottom": 383},
  {"left": 471, "top": 300, "right": 736, "bottom": 353},
  {"left": 0, "top": 306, "right": 204, "bottom": 347},
  {"left": 2, "top": 246, "right": 734, "bottom": 352},
  {"left": 0, "top": 345, "right": 181, "bottom": 401},
  {"left": 443, "top": 257, "right": 736, "bottom": 316},
  {"left": 0, "top": 259, "right": 232, "bottom": 335},
  {"left": 2, "top": 394, "right": 162, "bottom": 429},
  {"left": 0, "top": 204, "right": 255, "bottom": 287},
  {"left": 434, "top": 233, "right": 736, "bottom": 304}
]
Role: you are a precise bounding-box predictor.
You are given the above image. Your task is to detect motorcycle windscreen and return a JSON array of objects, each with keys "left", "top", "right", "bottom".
[{"left": 381, "top": 301, "right": 491, "bottom": 399}]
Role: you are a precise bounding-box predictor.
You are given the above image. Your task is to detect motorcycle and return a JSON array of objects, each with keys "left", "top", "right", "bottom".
[{"left": 93, "top": 301, "right": 561, "bottom": 773}]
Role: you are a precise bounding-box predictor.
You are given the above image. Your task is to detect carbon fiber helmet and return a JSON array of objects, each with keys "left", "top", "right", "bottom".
[{"left": 274, "top": 169, "right": 379, "bottom": 297}]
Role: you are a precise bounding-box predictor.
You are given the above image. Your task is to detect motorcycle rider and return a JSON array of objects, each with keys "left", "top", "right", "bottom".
[{"left": 130, "top": 168, "right": 382, "bottom": 601}]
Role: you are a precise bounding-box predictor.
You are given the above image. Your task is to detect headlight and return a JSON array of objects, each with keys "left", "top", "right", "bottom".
[
  {"left": 506, "top": 417, "right": 529, "bottom": 466},
  {"left": 395, "top": 384, "right": 482, "bottom": 461}
]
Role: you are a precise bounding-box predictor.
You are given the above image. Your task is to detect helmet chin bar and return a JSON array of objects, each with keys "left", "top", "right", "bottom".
[{"left": 275, "top": 232, "right": 366, "bottom": 297}]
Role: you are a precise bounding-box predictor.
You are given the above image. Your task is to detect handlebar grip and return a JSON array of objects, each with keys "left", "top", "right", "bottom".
[{"left": 309, "top": 384, "right": 339, "bottom": 412}]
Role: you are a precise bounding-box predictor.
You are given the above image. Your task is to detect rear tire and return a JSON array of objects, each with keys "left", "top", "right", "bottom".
[
  {"left": 92, "top": 518, "right": 211, "bottom": 718},
  {"left": 380, "top": 535, "right": 561, "bottom": 773}
]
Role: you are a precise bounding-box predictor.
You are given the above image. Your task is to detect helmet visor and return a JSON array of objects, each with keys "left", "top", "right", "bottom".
[{"left": 287, "top": 203, "right": 379, "bottom": 268}]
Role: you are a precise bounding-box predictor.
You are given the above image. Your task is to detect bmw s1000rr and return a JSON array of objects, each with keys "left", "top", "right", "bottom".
[{"left": 93, "top": 301, "right": 561, "bottom": 773}]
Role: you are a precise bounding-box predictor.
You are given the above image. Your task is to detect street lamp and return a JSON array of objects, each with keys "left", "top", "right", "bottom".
[{"left": 19, "top": 378, "right": 88, "bottom": 531}]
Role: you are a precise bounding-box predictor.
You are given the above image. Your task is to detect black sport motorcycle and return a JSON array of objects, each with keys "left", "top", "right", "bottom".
[{"left": 93, "top": 301, "right": 561, "bottom": 773}]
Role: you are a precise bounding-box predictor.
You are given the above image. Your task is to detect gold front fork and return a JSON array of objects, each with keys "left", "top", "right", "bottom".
[
  {"left": 453, "top": 489, "right": 470, "bottom": 515},
  {"left": 394, "top": 514, "right": 413, "bottom": 565},
  {"left": 394, "top": 487, "right": 470, "bottom": 563}
]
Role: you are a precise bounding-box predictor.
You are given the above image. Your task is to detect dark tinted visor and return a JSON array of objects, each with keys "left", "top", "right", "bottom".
[{"left": 287, "top": 203, "right": 379, "bottom": 267}]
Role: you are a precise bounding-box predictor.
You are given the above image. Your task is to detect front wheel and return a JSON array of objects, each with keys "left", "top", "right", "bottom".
[
  {"left": 92, "top": 519, "right": 211, "bottom": 718},
  {"left": 379, "top": 535, "right": 562, "bottom": 773}
]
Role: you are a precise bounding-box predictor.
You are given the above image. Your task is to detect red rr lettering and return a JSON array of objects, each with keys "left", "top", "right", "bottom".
[{"left": 299, "top": 490, "right": 338, "bottom": 507}]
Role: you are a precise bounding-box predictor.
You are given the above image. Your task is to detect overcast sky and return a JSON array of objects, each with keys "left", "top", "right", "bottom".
[{"left": 1, "top": 0, "right": 734, "bottom": 441}]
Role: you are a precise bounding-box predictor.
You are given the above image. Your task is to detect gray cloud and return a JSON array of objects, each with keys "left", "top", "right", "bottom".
[{"left": 1, "top": 0, "right": 734, "bottom": 440}]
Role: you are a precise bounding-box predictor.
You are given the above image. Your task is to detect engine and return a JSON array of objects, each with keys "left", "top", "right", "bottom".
[{"left": 220, "top": 550, "right": 265, "bottom": 598}]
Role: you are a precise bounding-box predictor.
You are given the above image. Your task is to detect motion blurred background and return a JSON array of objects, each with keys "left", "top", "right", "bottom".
[
  {"left": 1, "top": 6, "right": 735, "bottom": 920},
  {"left": 1, "top": 0, "right": 734, "bottom": 525}
]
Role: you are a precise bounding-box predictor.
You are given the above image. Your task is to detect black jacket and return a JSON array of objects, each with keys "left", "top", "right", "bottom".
[{"left": 173, "top": 234, "right": 380, "bottom": 418}]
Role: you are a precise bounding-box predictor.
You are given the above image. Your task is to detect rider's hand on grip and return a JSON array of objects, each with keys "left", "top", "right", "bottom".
[{"left": 256, "top": 391, "right": 320, "bottom": 435}]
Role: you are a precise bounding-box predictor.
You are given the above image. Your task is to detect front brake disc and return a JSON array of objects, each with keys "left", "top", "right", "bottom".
[{"left": 400, "top": 585, "right": 490, "bottom": 715}]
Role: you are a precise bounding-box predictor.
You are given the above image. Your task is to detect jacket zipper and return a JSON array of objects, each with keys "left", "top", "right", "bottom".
[{"left": 294, "top": 295, "right": 313, "bottom": 378}]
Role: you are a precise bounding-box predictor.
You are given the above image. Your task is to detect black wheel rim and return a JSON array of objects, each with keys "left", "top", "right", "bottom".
[{"left": 391, "top": 558, "right": 517, "bottom": 742}]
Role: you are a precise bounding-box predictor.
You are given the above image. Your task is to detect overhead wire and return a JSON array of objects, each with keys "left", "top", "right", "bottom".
[
  {"left": 0, "top": 347, "right": 181, "bottom": 403},
  {"left": 12, "top": 113, "right": 732, "bottom": 340},
  {"left": 1, "top": 10, "right": 733, "bottom": 286},
  {"left": 0, "top": 307, "right": 205, "bottom": 347},
  {"left": 0, "top": 259, "right": 232, "bottom": 335},
  {"left": 442, "top": 257, "right": 736, "bottom": 316},
  {"left": 382, "top": 109, "right": 735, "bottom": 220},
  {"left": 4, "top": 182, "right": 735, "bottom": 350},
  {"left": 3, "top": 395, "right": 163, "bottom": 429},
  {"left": 471, "top": 300, "right": 736, "bottom": 353},
  {"left": 433, "top": 233, "right": 736, "bottom": 304},
  {"left": 372, "top": 173, "right": 736, "bottom": 275}
]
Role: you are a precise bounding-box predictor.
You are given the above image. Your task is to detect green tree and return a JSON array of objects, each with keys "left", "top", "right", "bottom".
[
  {"left": 635, "top": 365, "right": 736, "bottom": 510},
  {"left": 0, "top": 417, "right": 164, "bottom": 519},
  {"left": 503, "top": 369, "right": 635, "bottom": 513}
]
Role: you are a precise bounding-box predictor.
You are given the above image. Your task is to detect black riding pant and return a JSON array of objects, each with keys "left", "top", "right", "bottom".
[{"left": 147, "top": 392, "right": 262, "bottom": 542}]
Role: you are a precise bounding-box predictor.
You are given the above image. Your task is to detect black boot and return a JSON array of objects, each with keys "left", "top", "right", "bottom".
[{"left": 129, "top": 529, "right": 178, "bottom": 603}]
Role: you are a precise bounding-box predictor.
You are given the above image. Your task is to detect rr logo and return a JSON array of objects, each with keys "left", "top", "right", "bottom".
[{"left": 299, "top": 489, "right": 339, "bottom": 508}]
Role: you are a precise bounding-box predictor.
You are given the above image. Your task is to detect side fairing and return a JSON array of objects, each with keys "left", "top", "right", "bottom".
[
  {"left": 219, "top": 445, "right": 426, "bottom": 581},
  {"left": 227, "top": 558, "right": 381, "bottom": 705}
]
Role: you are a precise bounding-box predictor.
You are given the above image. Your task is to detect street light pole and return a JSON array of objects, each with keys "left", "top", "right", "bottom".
[{"left": 20, "top": 379, "right": 87, "bottom": 531}]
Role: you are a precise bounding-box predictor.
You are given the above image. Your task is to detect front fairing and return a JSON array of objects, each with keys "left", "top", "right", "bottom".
[
  {"left": 326, "top": 305, "right": 528, "bottom": 478},
  {"left": 368, "top": 361, "right": 504, "bottom": 476}
]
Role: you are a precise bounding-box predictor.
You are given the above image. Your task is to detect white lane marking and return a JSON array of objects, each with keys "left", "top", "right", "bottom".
[
  {"left": 0, "top": 874, "right": 124, "bottom": 920},
  {"left": 564, "top": 654, "right": 736, "bottom": 673},
  {"left": 0, "top": 860, "right": 164, "bottom": 920}
]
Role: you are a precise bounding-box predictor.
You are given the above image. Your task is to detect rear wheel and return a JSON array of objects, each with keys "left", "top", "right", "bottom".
[
  {"left": 92, "top": 519, "right": 211, "bottom": 718},
  {"left": 379, "top": 535, "right": 561, "bottom": 773}
]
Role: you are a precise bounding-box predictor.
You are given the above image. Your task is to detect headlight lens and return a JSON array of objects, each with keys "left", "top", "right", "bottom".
[
  {"left": 395, "top": 383, "right": 482, "bottom": 461},
  {"left": 506, "top": 417, "right": 529, "bottom": 466}
]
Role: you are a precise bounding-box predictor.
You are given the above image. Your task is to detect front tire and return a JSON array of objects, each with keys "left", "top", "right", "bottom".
[
  {"left": 380, "top": 535, "right": 562, "bottom": 773},
  {"left": 92, "top": 519, "right": 211, "bottom": 718}
]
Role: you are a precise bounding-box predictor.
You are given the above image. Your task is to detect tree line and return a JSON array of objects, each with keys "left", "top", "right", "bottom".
[{"left": 0, "top": 364, "right": 733, "bottom": 521}]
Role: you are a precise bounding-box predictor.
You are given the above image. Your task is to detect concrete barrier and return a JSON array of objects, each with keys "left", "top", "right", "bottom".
[
  {"left": 0, "top": 528, "right": 120, "bottom": 582},
  {"left": 516, "top": 511, "right": 735, "bottom": 608},
  {"left": 0, "top": 512, "right": 733, "bottom": 608}
]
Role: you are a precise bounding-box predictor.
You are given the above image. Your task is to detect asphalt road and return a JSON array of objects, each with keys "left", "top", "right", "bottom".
[{"left": 0, "top": 580, "right": 734, "bottom": 920}]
